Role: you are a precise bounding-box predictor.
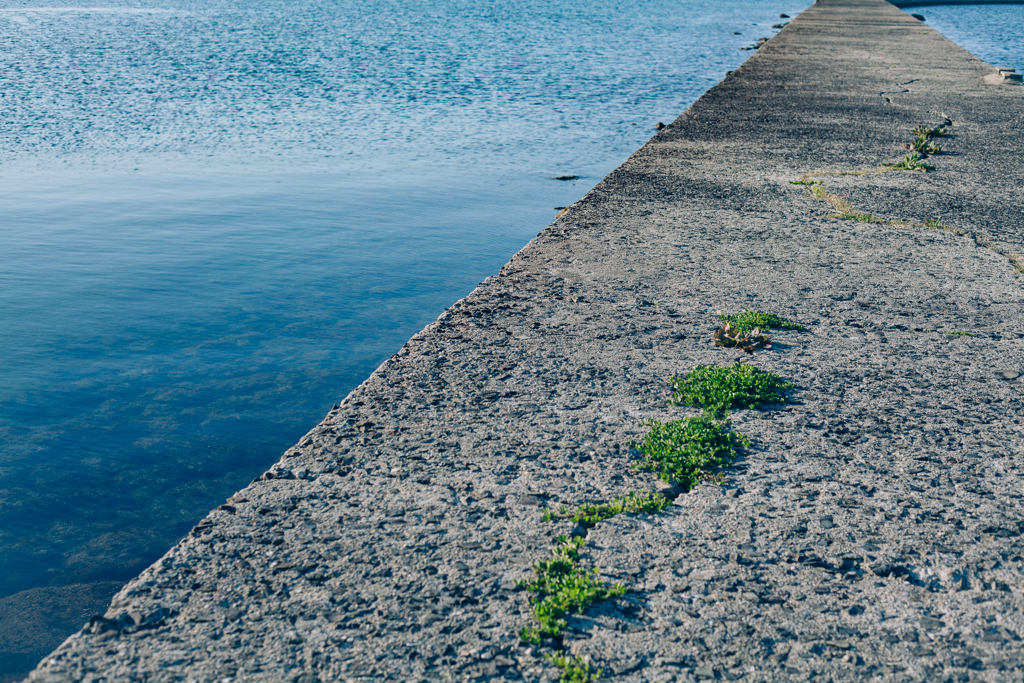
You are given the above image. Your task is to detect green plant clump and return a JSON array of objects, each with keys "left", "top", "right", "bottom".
[
  {"left": 788, "top": 179, "right": 823, "bottom": 186},
  {"left": 905, "top": 133, "right": 941, "bottom": 156},
  {"left": 546, "top": 653, "right": 603, "bottom": 683},
  {"left": 517, "top": 536, "right": 625, "bottom": 644},
  {"left": 543, "top": 490, "right": 673, "bottom": 524},
  {"left": 884, "top": 152, "right": 935, "bottom": 172},
  {"left": 946, "top": 330, "right": 977, "bottom": 337},
  {"left": 634, "top": 415, "right": 749, "bottom": 490},
  {"left": 717, "top": 310, "right": 805, "bottom": 333},
  {"left": 670, "top": 364, "right": 794, "bottom": 415},
  {"left": 713, "top": 322, "right": 770, "bottom": 353},
  {"left": 911, "top": 124, "right": 946, "bottom": 139}
]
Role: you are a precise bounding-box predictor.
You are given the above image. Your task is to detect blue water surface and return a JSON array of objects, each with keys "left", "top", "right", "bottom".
[
  {"left": 916, "top": 3, "right": 1024, "bottom": 71},
  {"left": 0, "top": 0, "right": 814, "bottom": 605}
]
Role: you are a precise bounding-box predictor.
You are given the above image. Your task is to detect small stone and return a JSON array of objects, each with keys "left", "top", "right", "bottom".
[
  {"left": 607, "top": 659, "right": 640, "bottom": 675},
  {"left": 653, "top": 122, "right": 666, "bottom": 130},
  {"left": 419, "top": 612, "right": 442, "bottom": 627},
  {"left": 655, "top": 479, "right": 684, "bottom": 498},
  {"left": 694, "top": 665, "right": 716, "bottom": 679},
  {"left": 996, "top": 370, "right": 1021, "bottom": 380},
  {"left": 780, "top": 13, "right": 789, "bottom": 17}
]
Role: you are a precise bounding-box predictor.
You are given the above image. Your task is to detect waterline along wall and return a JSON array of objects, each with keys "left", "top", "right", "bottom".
[{"left": 29, "top": 0, "right": 1024, "bottom": 681}]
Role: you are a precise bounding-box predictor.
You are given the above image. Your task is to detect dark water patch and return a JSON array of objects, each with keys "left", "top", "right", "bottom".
[{"left": 0, "top": 582, "right": 124, "bottom": 682}]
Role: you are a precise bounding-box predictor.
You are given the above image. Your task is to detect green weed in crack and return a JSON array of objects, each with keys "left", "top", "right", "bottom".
[
  {"left": 809, "top": 184, "right": 881, "bottom": 222},
  {"left": 521, "top": 360, "right": 794, "bottom": 677},
  {"left": 545, "top": 653, "right": 603, "bottom": 683},
  {"left": 542, "top": 490, "right": 673, "bottom": 525},
  {"left": 634, "top": 414, "right": 749, "bottom": 490},
  {"left": 883, "top": 152, "right": 935, "bottom": 172},
  {"left": 713, "top": 322, "right": 771, "bottom": 353},
  {"left": 911, "top": 124, "right": 946, "bottom": 139},
  {"left": 517, "top": 535, "right": 625, "bottom": 645},
  {"left": 528, "top": 491, "right": 674, "bottom": 675},
  {"left": 670, "top": 363, "right": 794, "bottom": 416},
  {"left": 793, "top": 122, "right": 947, "bottom": 184},
  {"left": 717, "top": 310, "right": 805, "bottom": 333},
  {"left": 924, "top": 216, "right": 963, "bottom": 234},
  {"left": 837, "top": 210, "right": 881, "bottom": 223},
  {"left": 905, "top": 133, "right": 941, "bottom": 156}
]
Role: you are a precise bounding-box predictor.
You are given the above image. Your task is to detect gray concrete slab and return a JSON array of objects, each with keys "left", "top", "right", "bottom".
[{"left": 27, "top": 0, "right": 1024, "bottom": 681}]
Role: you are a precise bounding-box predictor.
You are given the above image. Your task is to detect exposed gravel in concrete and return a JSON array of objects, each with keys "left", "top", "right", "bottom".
[{"left": 27, "top": 0, "right": 1024, "bottom": 681}]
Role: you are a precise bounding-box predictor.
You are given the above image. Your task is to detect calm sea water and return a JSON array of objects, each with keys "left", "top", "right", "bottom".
[
  {"left": 917, "top": 3, "right": 1024, "bottom": 71},
  {"left": 0, "top": 0, "right": 1019, "bottom": 674}
]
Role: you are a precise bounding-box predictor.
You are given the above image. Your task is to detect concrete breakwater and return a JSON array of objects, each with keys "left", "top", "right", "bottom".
[{"left": 29, "top": 0, "right": 1024, "bottom": 681}]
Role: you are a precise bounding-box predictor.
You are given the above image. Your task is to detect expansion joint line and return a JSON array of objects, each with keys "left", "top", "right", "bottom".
[{"left": 790, "top": 124, "right": 1024, "bottom": 276}]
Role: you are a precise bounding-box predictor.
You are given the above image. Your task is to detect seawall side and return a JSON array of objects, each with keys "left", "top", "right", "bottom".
[{"left": 29, "top": 0, "right": 1024, "bottom": 681}]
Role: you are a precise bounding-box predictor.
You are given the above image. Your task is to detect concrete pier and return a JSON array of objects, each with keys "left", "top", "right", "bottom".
[{"left": 29, "top": 0, "right": 1024, "bottom": 680}]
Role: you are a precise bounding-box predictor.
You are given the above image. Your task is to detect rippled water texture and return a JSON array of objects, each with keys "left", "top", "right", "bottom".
[
  {"left": 0, "top": 0, "right": 1017, "bottom": 676},
  {"left": 916, "top": 3, "right": 1024, "bottom": 71}
]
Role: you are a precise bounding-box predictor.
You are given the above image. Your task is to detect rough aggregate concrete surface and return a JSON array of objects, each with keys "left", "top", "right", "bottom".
[{"left": 29, "top": 0, "right": 1024, "bottom": 681}]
